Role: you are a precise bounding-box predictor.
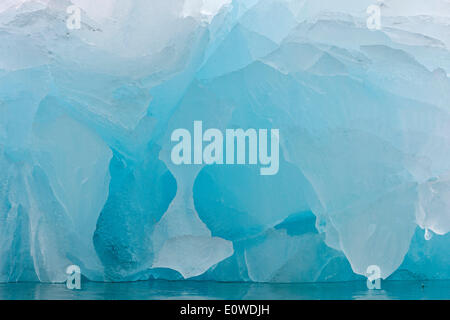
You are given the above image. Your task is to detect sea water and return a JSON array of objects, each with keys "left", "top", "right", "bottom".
[{"left": 1, "top": 280, "right": 449, "bottom": 300}]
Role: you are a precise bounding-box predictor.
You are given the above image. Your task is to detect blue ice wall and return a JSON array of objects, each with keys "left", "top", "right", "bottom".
[{"left": 0, "top": 0, "right": 449, "bottom": 282}]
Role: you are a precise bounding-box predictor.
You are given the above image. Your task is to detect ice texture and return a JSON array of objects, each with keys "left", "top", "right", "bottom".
[{"left": 0, "top": 0, "right": 449, "bottom": 283}]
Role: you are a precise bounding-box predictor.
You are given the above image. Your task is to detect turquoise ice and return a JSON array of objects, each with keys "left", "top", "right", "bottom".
[{"left": 0, "top": 0, "right": 449, "bottom": 283}]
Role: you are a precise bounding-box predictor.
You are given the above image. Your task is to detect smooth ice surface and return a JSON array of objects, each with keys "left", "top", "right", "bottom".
[{"left": 0, "top": 0, "right": 449, "bottom": 283}]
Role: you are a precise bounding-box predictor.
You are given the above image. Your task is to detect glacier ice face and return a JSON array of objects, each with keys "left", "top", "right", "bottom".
[
  {"left": 0, "top": 100, "right": 111, "bottom": 282},
  {"left": 0, "top": 0, "right": 449, "bottom": 283}
]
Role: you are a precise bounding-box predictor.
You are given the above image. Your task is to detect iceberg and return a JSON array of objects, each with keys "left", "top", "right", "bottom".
[{"left": 0, "top": 0, "right": 449, "bottom": 283}]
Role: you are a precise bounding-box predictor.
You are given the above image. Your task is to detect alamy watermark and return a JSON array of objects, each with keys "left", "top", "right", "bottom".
[
  {"left": 66, "top": 5, "right": 81, "bottom": 30},
  {"left": 367, "top": 1, "right": 382, "bottom": 30},
  {"left": 170, "top": 121, "right": 279, "bottom": 176},
  {"left": 66, "top": 265, "right": 81, "bottom": 290},
  {"left": 366, "top": 265, "right": 381, "bottom": 290}
]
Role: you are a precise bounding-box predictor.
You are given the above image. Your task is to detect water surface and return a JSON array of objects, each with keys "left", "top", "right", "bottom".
[{"left": 1, "top": 280, "right": 449, "bottom": 300}]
